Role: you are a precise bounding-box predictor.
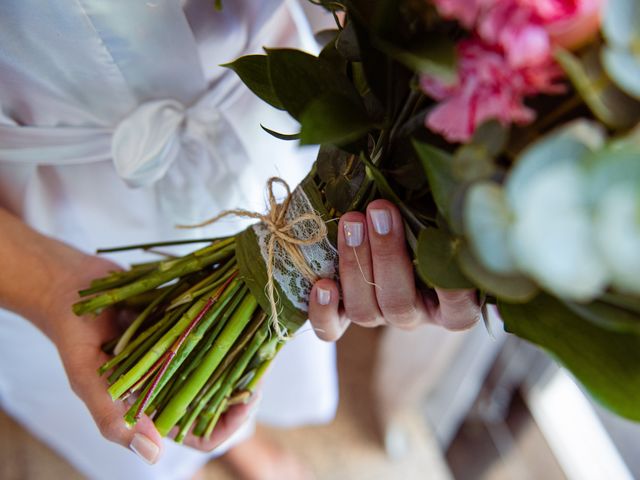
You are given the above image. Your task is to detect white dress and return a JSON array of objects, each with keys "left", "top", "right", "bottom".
[{"left": 0, "top": 1, "right": 338, "bottom": 479}]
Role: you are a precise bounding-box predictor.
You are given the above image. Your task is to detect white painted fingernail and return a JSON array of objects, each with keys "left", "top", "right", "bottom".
[
  {"left": 344, "top": 221, "right": 363, "bottom": 247},
  {"left": 370, "top": 209, "right": 391, "bottom": 235},
  {"left": 130, "top": 433, "right": 160, "bottom": 465},
  {"left": 317, "top": 287, "right": 331, "bottom": 305}
]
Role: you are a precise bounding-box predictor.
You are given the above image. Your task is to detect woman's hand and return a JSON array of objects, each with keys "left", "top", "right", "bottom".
[
  {"left": 0, "top": 209, "right": 255, "bottom": 464},
  {"left": 308, "top": 200, "right": 481, "bottom": 341}
]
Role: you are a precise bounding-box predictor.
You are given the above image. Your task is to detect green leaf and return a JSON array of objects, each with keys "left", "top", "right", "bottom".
[
  {"left": 416, "top": 228, "right": 473, "bottom": 289},
  {"left": 266, "top": 48, "right": 361, "bottom": 120},
  {"left": 452, "top": 145, "right": 495, "bottom": 182},
  {"left": 316, "top": 145, "right": 366, "bottom": 212},
  {"left": 564, "top": 299, "right": 640, "bottom": 334},
  {"left": 555, "top": 48, "right": 640, "bottom": 128},
  {"left": 413, "top": 140, "right": 460, "bottom": 224},
  {"left": 223, "top": 55, "right": 284, "bottom": 110},
  {"left": 260, "top": 125, "right": 300, "bottom": 141},
  {"left": 336, "top": 21, "right": 361, "bottom": 62},
  {"left": 348, "top": 15, "right": 393, "bottom": 108},
  {"left": 602, "top": 47, "right": 640, "bottom": 100},
  {"left": 499, "top": 294, "right": 640, "bottom": 422},
  {"left": 378, "top": 37, "right": 457, "bottom": 85},
  {"left": 299, "top": 92, "right": 374, "bottom": 145},
  {"left": 472, "top": 120, "right": 509, "bottom": 157},
  {"left": 457, "top": 245, "right": 538, "bottom": 303}
]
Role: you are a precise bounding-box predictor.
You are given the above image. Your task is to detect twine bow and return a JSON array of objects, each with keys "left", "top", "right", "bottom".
[{"left": 178, "top": 177, "right": 328, "bottom": 338}]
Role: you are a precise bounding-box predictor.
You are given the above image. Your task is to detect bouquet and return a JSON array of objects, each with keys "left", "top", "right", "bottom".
[{"left": 74, "top": 0, "right": 640, "bottom": 441}]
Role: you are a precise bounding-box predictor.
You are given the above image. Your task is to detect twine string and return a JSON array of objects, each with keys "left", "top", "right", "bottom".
[{"left": 177, "top": 177, "right": 327, "bottom": 337}]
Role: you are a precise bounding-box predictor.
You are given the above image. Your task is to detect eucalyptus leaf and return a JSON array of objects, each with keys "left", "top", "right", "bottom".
[
  {"left": 601, "top": 0, "right": 640, "bottom": 47},
  {"left": 457, "top": 245, "right": 538, "bottom": 303},
  {"left": 506, "top": 120, "right": 605, "bottom": 211},
  {"left": 416, "top": 228, "right": 473, "bottom": 289},
  {"left": 299, "top": 92, "right": 374, "bottom": 145},
  {"left": 463, "top": 182, "right": 517, "bottom": 274},
  {"left": 223, "top": 55, "right": 284, "bottom": 110},
  {"left": 500, "top": 294, "right": 640, "bottom": 422}
]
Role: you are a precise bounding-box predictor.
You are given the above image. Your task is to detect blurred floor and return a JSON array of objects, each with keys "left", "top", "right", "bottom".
[
  {"left": 447, "top": 391, "right": 566, "bottom": 480},
  {"left": 0, "top": 327, "right": 451, "bottom": 480}
]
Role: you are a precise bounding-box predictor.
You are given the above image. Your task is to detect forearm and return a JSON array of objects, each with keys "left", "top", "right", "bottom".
[{"left": 0, "top": 207, "right": 91, "bottom": 338}]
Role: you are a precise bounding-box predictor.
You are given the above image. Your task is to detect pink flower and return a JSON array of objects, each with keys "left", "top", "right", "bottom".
[
  {"left": 431, "top": 0, "right": 484, "bottom": 27},
  {"left": 421, "top": 40, "right": 564, "bottom": 142},
  {"left": 432, "top": 0, "right": 604, "bottom": 66},
  {"left": 424, "top": 0, "right": 603, "bottom": 141}
]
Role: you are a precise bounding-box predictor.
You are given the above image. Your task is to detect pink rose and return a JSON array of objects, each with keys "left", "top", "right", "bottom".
[
  {"left": 423, "top": 0, "right": 603, "bottom": 141},
  {"left": 421, "top": 40, "right": 564, "bottom": 142}
]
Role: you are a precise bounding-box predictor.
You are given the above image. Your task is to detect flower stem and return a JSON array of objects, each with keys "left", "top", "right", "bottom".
[{"left": 154, "top": 294, "right": 258, "bottom": 436}]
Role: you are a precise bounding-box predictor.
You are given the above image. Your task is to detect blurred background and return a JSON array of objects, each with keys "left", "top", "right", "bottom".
[{"left": 2, "top": 314, "right": 639, "bottom": 480}]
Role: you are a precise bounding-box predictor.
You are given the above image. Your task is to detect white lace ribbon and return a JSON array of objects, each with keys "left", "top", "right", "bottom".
[{"left": 252, "top": 186, "right": 338, "bottom": 312}]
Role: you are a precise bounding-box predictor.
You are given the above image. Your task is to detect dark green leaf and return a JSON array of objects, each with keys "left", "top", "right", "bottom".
[
  {"left": 555, "top": 47, "right": 640, "bottom": 129},
  {"left": 260, "top": 125, "right": 300, "bottom": 141},
  {"left": 472, "top": 120, "right": 509, "bottom": 157},
  {"left": 416, "top": 228, "right": 473, "bottom": 289},
  {"left": 563, "top": 298, "right": 640, "bottom": 334},
  {"left": 452, "top": 144, "right": 495, "bottom": 182},
  {"left": 299, "top": 92, "right": 374, "bottom": 145},
  {"left": 223, "top": 55, "right": 284, "bottom": 110},
  {"left": 349, "top": 15, "right": 392, "bottom": 108},
  {"left": 500, "top": 294, "right": 640, "bottom": 422},
  {"left": 378, "top": 37, "right": 457, "bottom": 85},
  {"left": 413, "top": 140, "right": 459, "bottom": 221},
  {"left": 267, "top": 48, "right": 361, "bottom": 120},
  {"left": 336, "top": 21, "right": 360, "bottom": 61}
]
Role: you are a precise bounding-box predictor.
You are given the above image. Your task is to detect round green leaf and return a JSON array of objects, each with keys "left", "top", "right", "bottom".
[
  {"left": 457, "top": 245, "right": 538, "bottom": 303},
  {"left": 416, "top": 228, "right": 473, "bottom": 289}
]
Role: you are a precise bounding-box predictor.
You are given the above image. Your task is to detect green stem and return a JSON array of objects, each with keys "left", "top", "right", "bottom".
[
  {"left": 96, "top": 237, "right": 229, "bottom": 254},
  {"left": 154, "top": 285, "right": 249, "bottom": 411},
  {"left": 73, "top": 243, "right": 235, "bottom": 315},
  {"left": 174, "top": 313, "right": 265, "bottom": 442},
  {"left": 154, "top": 294, "right": 258, "bottom": 436},
  {"left": 124, "top": 278, "right": 243, "bottom": 422},
  {"left": 113, "top": 284, "right": 178, "bottom": 355},
  {"left": 201, "top": 319, "right": 269, "bottom": 439}
]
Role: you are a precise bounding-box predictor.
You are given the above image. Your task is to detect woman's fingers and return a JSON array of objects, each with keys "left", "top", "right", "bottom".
[
  {"left": 365, "top": 200, "right": 424, "bottom": 329},
  {"left": 309, "top": 200, "right": 481, "bottom": 342},
  {"left": 423, "top": 288, "right": 481, "bottom": 331},
  {"left": 337, "top": 211, "right": 383, "bottom": 327},
  {"left": 181, "top": 393, "right": 259, "bottom": 452},
  {"left": 62, "top": 330, "right": 164, "bottom": 464},
  {"left": 308, "top": 279, "right": 349, "bottom": 341}
]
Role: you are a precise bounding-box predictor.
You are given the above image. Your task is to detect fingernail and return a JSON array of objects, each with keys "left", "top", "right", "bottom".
[
  {"left": 130, "top": 433, "right": 160, "bottom": 465},
  {"left": 344, "top": 221, "right": 363, "bottom": 247},
  {"left": 317, "top": 287, "right": 331, "bottom": 305},
  {"left": 370, "top": 209, "right": 391, "bottom": 235}
]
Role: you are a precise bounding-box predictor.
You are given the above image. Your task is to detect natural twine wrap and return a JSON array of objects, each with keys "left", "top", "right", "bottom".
[{"left": 178, "top": 177, "right": 328, "bottom": 338}]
